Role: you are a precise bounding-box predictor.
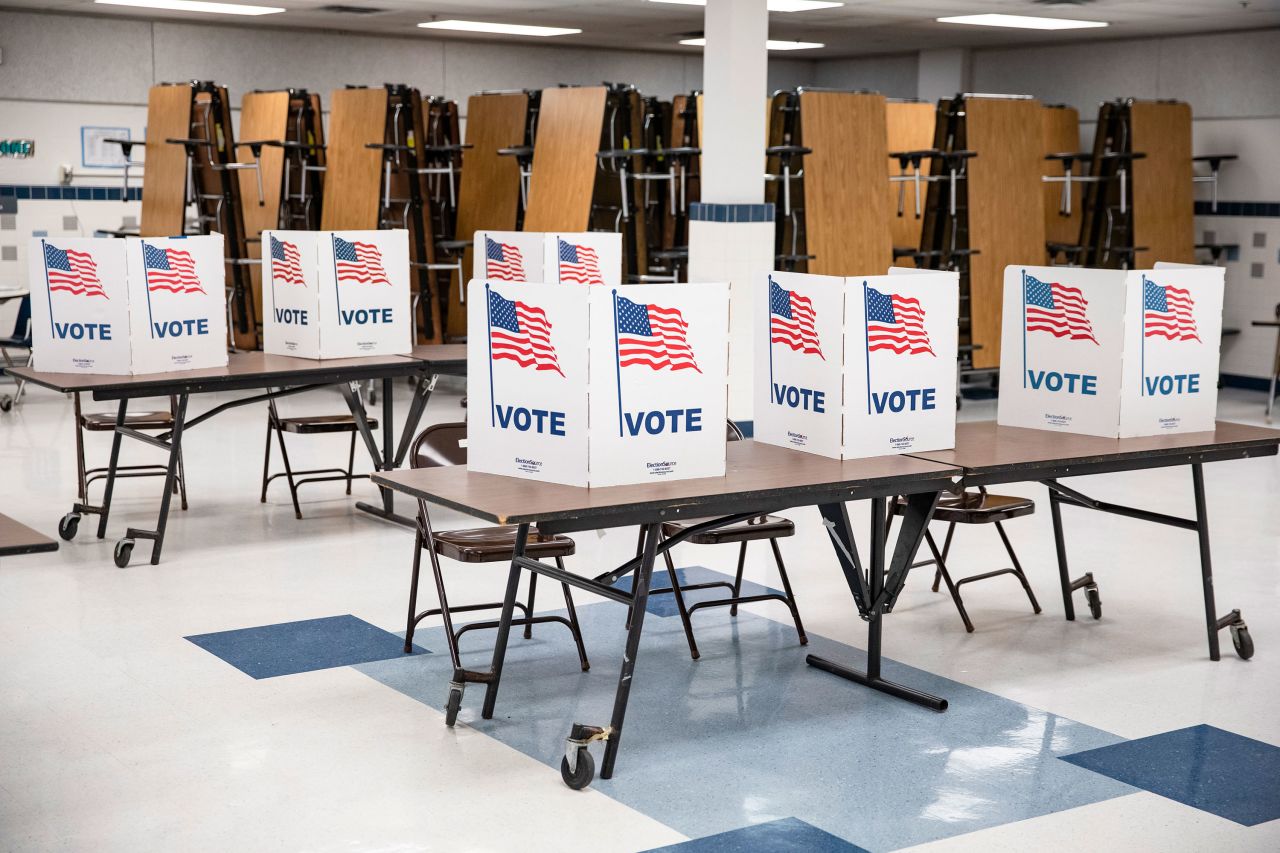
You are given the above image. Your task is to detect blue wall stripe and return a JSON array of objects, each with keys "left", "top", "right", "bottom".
[{"left": 0, "top": 185, "right": 142, "bottom": 202}]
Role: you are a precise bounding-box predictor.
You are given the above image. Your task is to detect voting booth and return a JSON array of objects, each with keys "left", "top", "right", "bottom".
[
  {"left": 997, "top": 264, "right": 1224, "bottom": 437},
  {"left": 542, "top": 232, "right": 622, "bottom": 287},
  {"left": 29, "top": 234, "right": 229, "bottom": 375},
  {"left": 473, "top": 231, "right": 544, "bottom": 284},
  {"left": 466, "top": 279, "right": 729, "bottom": 487},
  {"left": 754, "top": 269, "right": 959, "bottom": 459},
  {"left": 262, "top": 229, "right": 412, "bottom": 359}
]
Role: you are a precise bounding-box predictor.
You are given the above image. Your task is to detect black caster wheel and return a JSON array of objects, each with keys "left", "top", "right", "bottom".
[
  {"left": 444, "top": 686, "right": 463, "bottom": 727},
  {"left": 1231, "top": 624, "right": 1254, "bottom": 661},
  {"left": 58, "top": 512, "right": 81, "bottom": 541},
  {"left": 0, "top": 396, "right": 12, "bottom": 413},
  {"left": 113, "top": 538, "right": 134, "bottom": 568},
  {"left": 1086, "top": 586, "right": 1102, "bottom": 620},
  {"left": 560, "top": 747, "right": 595, "bottom": 790}
]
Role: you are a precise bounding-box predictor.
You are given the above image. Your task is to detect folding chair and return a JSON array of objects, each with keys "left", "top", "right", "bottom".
[
  {"left": 0, "top": 294, "right": 33, "bottom": 413},
  {"left": 259, "top": 395, "right": 377, "bottom": 520},
  {"left": 891, "top": 487, "right": 1043, "bottom": 633},
  {"left": 403, "top": 421, "right": 589, "bottom": 726},
  {"left": 644, "top": 421, "right": 807, "bottom": 660}
]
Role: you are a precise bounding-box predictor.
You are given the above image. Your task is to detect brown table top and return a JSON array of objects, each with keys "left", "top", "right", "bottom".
[
  {"left": 372, "top": 440, "right": 960, "bottom": 532},
  {"left": 9, "top": 351, "right": 425, "bottom": 399},
  {"left": 0, "top": 514, "right": 59, "bottom": 557},
  {"left": 1251, "top": 320, "right": 1280, "bottom": 328},
  {"left": 908, "top": 420, "right": 1280, "bottom": 485},
  {"left": 409, "top": 344, "right": 467, "bottom": 375}
]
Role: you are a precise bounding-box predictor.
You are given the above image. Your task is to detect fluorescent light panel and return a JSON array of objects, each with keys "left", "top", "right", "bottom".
[
  {"left": 93, "top": 0, "right": 284, "bottom": 15},
  {"left": 678, "top": 37, "right": 824, "bottom": 50},
  {"left": 418, "top": 20, "right": 581, "bottom": 37},
  {"left": 937, "top": 13, "right": 1107, "bottom": 30},
  {"left": 651, "top": 0, "right": 843, "bottom": 10}
]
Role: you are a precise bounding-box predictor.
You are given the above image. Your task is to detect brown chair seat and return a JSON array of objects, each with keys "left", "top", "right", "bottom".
[
  {"left": 80, "top": 411, "right": 174, "bottom": 431},
  {"left": 433, "top": 525, "right": 575, "bottom": 563},
  {"left": 661, "top": 514, "right": 794, "bottom": 545},
  {"left": 277, "top": 414, "right": 378, "bottom": 434},
  {"left": 927, "top": 492, "right": 1034, "bottom": 525}
]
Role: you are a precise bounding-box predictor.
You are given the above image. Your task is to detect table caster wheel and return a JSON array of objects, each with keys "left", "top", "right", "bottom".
[
  {"left": 444, "top": 684, "right": 463, "bottom": 727},
  {"left": 58, "top": 512, "right": 81, "bottom": 541},
  {"left": 113, "top": 538, "right": 134, "bottom": 568},
  {"left": 1086, "top": 586, "right": 1102, "bottom": 620},
  {"left": 0, "top": 395, "right": 12, "bottom": 412},
  {"left": 560, "top": 747, "right": 595, "bottom": 790},
  {"left": 1231, "top": 623, "right": 1254, "bottom": 660}
]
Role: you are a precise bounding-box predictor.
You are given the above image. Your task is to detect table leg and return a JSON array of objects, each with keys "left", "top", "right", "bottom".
[
  {"left": 1267, "top": 328, "right": 1280, "bottom": 423},
  {"left": 354, "top": 374, "right": 429, "bottom": 528},
  {"left": 341, "top": 382, "right": 382, "bottom": 467},
  {"left": 122, "top": 392, "right": 188, "bottom": 566},
  {"left": 95, "top": 399, "right": 130, "bottom": 539},
  {"left": 1192, "top": 464, "right": 1222, "bottom": 661},
  {"left": 380, "top": 377, "right": 394, "bottom": 512},
  {"left": 481, "top": 523, "right": 531, "bottom": 720},
  {"left": 1047, "top": 485, "right": 1077, "bottom": 621},
  {"left": 393, "top": 374, "right": 436, "bottom": 468},
  {"left": 807, "top": 495, "right": 948, "bottom": 711}
]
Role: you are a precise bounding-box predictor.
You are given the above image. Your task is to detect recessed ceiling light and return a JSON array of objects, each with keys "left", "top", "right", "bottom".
[
  {"left": 93, "top": 0, "right": 284, "bottom": 15},
  {"left": 936, "top": 13, "right": 1107, "bottom": 30},
  {"left": 418, "top": 20, "right": 581, "bottom": 37},
  {"left": 678, "top": 37, "right": 824, "bottom": 50},
  {"left": 651, "top": 0, "right": 843, "bottom": 10}
]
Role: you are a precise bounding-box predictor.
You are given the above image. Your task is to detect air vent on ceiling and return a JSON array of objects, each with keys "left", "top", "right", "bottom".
[{"left": 318, "top": 5, "right": 387, "bottom": 14}]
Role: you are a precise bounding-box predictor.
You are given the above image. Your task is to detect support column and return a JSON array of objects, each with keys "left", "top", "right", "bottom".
[{"left": 688, "top": 0, "right": 775, "bottom": 423}]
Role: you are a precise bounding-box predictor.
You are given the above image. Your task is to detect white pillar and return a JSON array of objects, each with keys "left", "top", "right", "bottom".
[
  {"left": 917, "top": 48, "right": 971, "bottom": 104},
  {"left": 701, "top": 0, "right": 768, "bottom": 204}
]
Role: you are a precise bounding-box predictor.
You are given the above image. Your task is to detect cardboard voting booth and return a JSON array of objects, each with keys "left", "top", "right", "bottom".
[
  {"left": 754, "top": 269, "right": 959, "bottom": 459},
  {"left": 997, "top": 264, "right": 1224, "bottom": 437},
  {"left": 29, "top": 234, "right": 229, "bottom": 375},
  {"left": 467, "top": 279, "right": 729, "bottom": 487},
  {"left": 474, "top": 231, "right": 543, "bottom": 284},
  {"left": 542, "top": 232, "right": 622, "bottom": 287},
  {"left": 262, "top": 229, "right": 412, "bottom": 359},
  {"left": 29, "top": 237, "right": 133, "bottom": 375}
]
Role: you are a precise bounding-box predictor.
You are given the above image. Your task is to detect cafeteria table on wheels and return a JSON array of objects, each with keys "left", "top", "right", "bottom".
[
  {"left": 0, "top": 513, "right": 59, "bottom": 559},
  {"left": 374, "top": 440, "right": 962, "bottom": 789},
  {"left": 10, "top": 352, "right": 430, "bottom": 567},
  {"left": 908, "top": 421, "right": 1280, "bottom": 662}
]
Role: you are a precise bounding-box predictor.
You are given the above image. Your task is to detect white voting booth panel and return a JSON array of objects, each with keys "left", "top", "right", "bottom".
[
  {"left": 263, "top": 230, "right": 412, "bottom": 359},
  {"left": 473, "top": 231, "right": 544, "bottom": 284},
  {"left": 997, "top": 265, "right": 1223, "bottom": 438},
  {"left": 29, "top": 237, "right": 133, "bottom": 375},
  {"left": 467, "top": 280, "right": 729, "bottom": 487},
  {"left": 125, "top": 235, "right": 229, "bottom": 374},
  {"left": 754, "top": 270, "right": 959, "bottom": 459},
  {"left": 542, "top": 233, "right": 623, "bottom": 287}
]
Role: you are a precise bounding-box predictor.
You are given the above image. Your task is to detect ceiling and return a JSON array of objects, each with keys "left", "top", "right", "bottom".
[{"left": 7, "top": 0, "right": 1280, "bottom": 58}]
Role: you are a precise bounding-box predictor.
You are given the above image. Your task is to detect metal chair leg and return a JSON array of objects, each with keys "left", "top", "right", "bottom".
[
  {"left": 729, "top": 540, "right": 747, "bottom": 617},
  {"left": 405, "top": 527, "right": 425, "bottom": 654},
  {"left": 345, "top": 430, "right": 356, "bottom": 496},
  {"left": 769, "top": 537, "right": 808, "bottom": 645},
  {"left": 523, "top": 569, "right": 538, "bottom": 640},
  {"left": 176, "top": 442, "right": 189, "bottom": 511},
  {"left": 661, "top": 534, "right": 701, "bottom": 660},
  {"left": 923, "top": 529, "right": 975, "bottom": 633},
  {"left": 259, "top": 411, "right": 272, "bottom": 503},
  {"left": 931, "top": 523, "right": 957, "bottom": 593},
  {"left": 557, "top": 557, "right": 590, "bottom": 672},
  {"left": 272, "top": 418, "right": 303, "bottom": 520},
  {"left": 74, "top": 393, "right": 89, "bottom": 504},
  {"left": 994, "top": 521, "right": 1041, "bottom": 614}
]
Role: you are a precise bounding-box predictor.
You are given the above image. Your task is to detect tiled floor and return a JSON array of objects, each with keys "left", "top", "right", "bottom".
[{"left": 1, "top": 379, "right": 1278, "bottom": 851}]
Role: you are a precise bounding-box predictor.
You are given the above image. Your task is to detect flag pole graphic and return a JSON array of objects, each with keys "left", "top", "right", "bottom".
[
  {"left": 40, "top": 240, "right": 56, "bottom": 337},
  {"left": 767, "top": 278, "right": 775, "bottom": 404},
  {"left": 613, "top": 288, "right": 624, "bottom": 438},
  {"left": 1021, "top": 268, "right": 1028, "bottom": 389},
  {"left": 1140, "top": 275, "right": 1147, "bottom": 397},
  {"left": 143, "top": 242, "right": 157, "bottom": 339},
  {"left": 863, "top": 280, "right": 873, "bottom": 415},
  {"left": 485, "top": 283, "right": 497, "bottom": 428}
]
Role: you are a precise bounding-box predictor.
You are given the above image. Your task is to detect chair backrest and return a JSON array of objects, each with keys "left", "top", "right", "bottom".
[
  {"left": 8, "top": 295, "right": 32, "bottom": 346},
  {"left": 410, "top": 421, "right": 467, "bottom": 469},
  {"left": 726, "top": 419, "right": 744, "bottom": 442}
]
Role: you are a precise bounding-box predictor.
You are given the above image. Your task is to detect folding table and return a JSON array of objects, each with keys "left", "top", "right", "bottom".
[
  {"left": 908, "top": 420, "right": 1280, "bottom": 661},
  {"left": 0, "top": 513, "right": 59, "bottom": 558},
  {"left": 374, "top": 440, "right": 960, "bottom": 788}
]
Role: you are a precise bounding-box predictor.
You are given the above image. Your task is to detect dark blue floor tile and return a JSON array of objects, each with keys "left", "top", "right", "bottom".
[
  {"left": 642, "top": 817, "right": 868, "bottom": 853},
  {"left": 1061, "top": 724, "right": 1280, "bottom": 826},
  {"left": 612, "top": 565, "right": 782, "bottom": 617},
  {"left": 186, "top": 614, "right": 427, "bottom": 679}
]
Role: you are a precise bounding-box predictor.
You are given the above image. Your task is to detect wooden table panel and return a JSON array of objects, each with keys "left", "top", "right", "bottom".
[
  {"left": 320, "top": 88, "right": 388, "bottom": 231},
  {"left": 237, "top": 90, "right": 291, "bottom": 328},
  {"left": 800, "top": 91, "right": 893, "bottom": 276},
  {"left": 0, "top": 514, "right": 58, "bottom": 557},
  {"left": 140, "top": 85, "right": 194, "bottom": 237},
  {"left": 886, "top": 100, "right": 936, "bottom": 252},
  {"left": 522, "top": 87, "right": 607, "bottom": 233},
  {"left": 1131, "top": 100, "right": 1195, "bottom": 267},
  {"left": 965, "top": 97, "right": 1047, "bottom": 370},
  {"left": 1042, "top": 105, "right": 1082, "bottom": 247}
]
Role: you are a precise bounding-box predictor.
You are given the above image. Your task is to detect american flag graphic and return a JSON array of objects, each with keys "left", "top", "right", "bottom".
[
  {"left": 334, "top": 236, "right": 391, "bottom": 286},
  {"left": 558, "top": 239, "right": 603, "bottom": 285},
  {"left": 1024, "top": 274, "right": 1097, "bottom": 344},
  {"left": 616, "top": 295, "right": 700, "bottom": 372},
  {"left": 142, "top": 243, "right": 205, "bottom": 294},
  {"left": 270, "top": 235, "right": 306, "bottom": 287},
  {"left": 1144, "top": 278, "right": 1200, "bottom": 342},
  {"left": 769, "top": 277, "right": 822, "bottom": 358},
  {"left": 44, "top": 243, "right": 107, "bottom": 298},
  {"left": 485, "top": 236, "right": 525, "bottom": 282},
  {"left": 866, "top": 287, "right": 933, "bottom": 356},
  {"left": 488, "top": 289, "right": 563, "bottom": 375}
]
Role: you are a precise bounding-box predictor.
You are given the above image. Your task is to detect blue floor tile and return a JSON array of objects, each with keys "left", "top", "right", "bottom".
[
  {"left": 355, "top": 602, "right": 1132, "bottom": 851},
  {"left": 612, "top": 565, "right": 783, "bottom": 617},
  {"left": 643, "top": 817, "right": 867, "bottom": 853},
  {"left": 1061, "top": 724, "right": 1280, "bottom": 826},
  {"left": 186, "top": 614, "right": 427, "bottom": 679}
]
